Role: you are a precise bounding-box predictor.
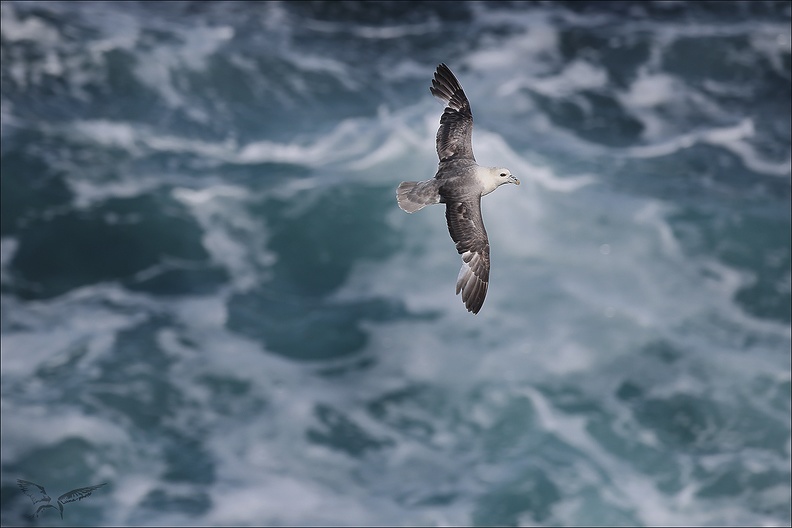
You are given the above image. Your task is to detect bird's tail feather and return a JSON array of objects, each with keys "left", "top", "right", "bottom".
[{"left": 397, "top": 180, "right": 441, "bottom": 213}]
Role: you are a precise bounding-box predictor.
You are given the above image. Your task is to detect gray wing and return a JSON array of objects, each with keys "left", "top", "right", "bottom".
[
  {"left": 17, "top": 479, "right": 51, "bottom": 504},
  {"left": 430, "top": 63, "right": 476, "bottom": 162},
  {"left": 445, "top": 199, "right": 490, "bottom": 314},
  {"left": 57, "top": 483, "right": 107, "bottom": 505}
]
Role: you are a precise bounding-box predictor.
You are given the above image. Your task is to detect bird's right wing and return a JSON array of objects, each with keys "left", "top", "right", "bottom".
[
  {"left": 430, "top": 63, "right": 476, "bottom": 162},
  {"left": 57, "top": 483, "right": 108, "bottom": 505},
  {"left": 17, "top": 479, "right": 51, "bottom": 505},
  {"left": 445, "top": 198, "right": 490, "bottom": 314}
]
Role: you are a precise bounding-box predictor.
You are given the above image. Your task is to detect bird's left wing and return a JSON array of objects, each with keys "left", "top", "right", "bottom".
[
  {"left": 57, "top": 483, "right": 107, "bottom": 505},
  {"left": 430, "top": 64, "right": 476, "bottom": 162},
  {"left": 445, "top": 198, "right": 490, "bottom": 314},
  {"left": 17, "top": 479, "right": 51, "bottom": 504}
]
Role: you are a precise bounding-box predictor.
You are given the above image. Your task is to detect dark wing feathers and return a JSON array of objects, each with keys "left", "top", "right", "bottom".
[
  {"left": 430, "top": 63, "right": 475, "bottom": 162},
  {"left": 57, "top": 483, "right": 107, "bottom": 505},
  {"left": 445, "top": 199, "right": 490, "bottom": 314},
  {"left": 17, "top": 479, "right": 51, "bottom": 504}
]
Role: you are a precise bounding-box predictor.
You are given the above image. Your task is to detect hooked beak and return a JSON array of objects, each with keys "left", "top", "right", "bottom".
[{"left": 509, "top": 175, "right": 520, "bottom": 185}]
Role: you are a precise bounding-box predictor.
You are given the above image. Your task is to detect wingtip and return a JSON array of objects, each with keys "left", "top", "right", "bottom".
[
  {"left": 457, "top": 274, "right": 486, "bottom": 315},
  {"left": 466, "top": 293, "right": 485, "bottom": 314},
  {"left": 465, "top": 295, "right": 484, "bottom": 314}
]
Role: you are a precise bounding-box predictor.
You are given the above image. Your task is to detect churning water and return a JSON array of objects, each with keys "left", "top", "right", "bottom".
[{"left": 1, "top": 1, "right": 790, "bottom": 526}]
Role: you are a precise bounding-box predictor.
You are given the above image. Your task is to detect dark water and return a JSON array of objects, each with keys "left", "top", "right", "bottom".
[{"left": 1, "top": 1, "right": 790, "bottom": 526}]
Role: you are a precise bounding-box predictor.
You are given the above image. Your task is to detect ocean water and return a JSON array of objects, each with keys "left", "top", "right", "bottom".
[{"left": 1, "top": 1, "right": 790, "bottom": 526}]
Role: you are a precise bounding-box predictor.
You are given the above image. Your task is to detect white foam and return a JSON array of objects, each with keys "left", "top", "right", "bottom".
[
  {"left": 346, "top": 107, "right": 427, "bottom": 171},
  {"left": 0, "top": 402, "right": 129, "bottom": 462},
  {"left": 619, "top": 73, "right": 680, "bottom": 109},
  {"left": 0, "top": 3, "right": 61, "bottom": 45},
  {"left": 530, "top": 59, "right": 610, "bottom": 98},
  {"left": 132, "top": 25, "right": 233, "bottom": 115},
  {"left": 466, "top": 10, "right": 560, "bottom": 74},
  {"left": 622, "top": 118, "right": 791, "bottom": 176},
  {"left": 172, "top": 185, "right": 275, "bottom": 291},
  {"left": 705, "top": 133, "right": 791, "bottom": 177},
  {"left": 473, "top": 130, "right": 597, "bottom": 192},
  {"left": 68, "top": 115, "right": 381, "bottom": 173},
  {"left": 633, "top": 202, "right": 682, "bottom": 257},
  {"left": 73, "top": 120, "right": 140, "bottom": 151},
  {"left": 302, "top": 17, "right": 440, "bottom": 40}
]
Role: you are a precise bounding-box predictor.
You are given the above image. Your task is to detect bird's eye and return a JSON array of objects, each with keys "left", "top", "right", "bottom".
[{"left": 500, "top": 173, "right": 506, "bottom": 177}]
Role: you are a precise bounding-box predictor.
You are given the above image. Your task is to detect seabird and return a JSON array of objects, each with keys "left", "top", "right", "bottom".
[
  {"left": 397, "top": 63, "right": 520, "bottom": 314},
  {"left": 17, "top": 479, "right": 107, "bottom": 519}
]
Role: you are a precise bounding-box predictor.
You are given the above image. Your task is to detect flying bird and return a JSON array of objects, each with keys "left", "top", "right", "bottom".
[
  {"left": 397, "top": 63, "right": 520, "bottom": 314},
  {"left": 17, "top": 479, "right": 107, "bottom": 519}
]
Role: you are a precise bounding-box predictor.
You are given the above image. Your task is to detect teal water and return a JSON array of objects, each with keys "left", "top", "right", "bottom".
[{"left": 1, "top": 1, "right": 790, "bottom": 526}]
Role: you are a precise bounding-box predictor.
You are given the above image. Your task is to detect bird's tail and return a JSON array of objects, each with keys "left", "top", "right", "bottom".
[{"left": 396, "top": 179, "right": 441, "bottom": 213}]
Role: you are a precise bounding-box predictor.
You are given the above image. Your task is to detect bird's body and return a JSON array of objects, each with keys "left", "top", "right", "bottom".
[{"left": 397, "top": 63, "right": 519, "bottom": 314}]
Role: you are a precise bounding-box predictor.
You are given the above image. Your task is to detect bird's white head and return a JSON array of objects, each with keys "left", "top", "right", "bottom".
[
  {"left": 493, "top": 167, "right": 519, "bottom": 186},
  {"left": 480, "top": 166, "right": 520, "bottom": 195}
]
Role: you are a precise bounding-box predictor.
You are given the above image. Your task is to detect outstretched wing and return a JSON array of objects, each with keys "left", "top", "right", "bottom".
[
  {"left": 57, "top": 482, "right": 107, "bottom": 505},
  {"left": 17, "top": 479, "right": 51, "bottom": 504},
  {"left": 445, "top": 199, "right": 490, "bottom": 314},
  {"left": 430, "top": 63, "right": 476, "bottom": 162}
]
